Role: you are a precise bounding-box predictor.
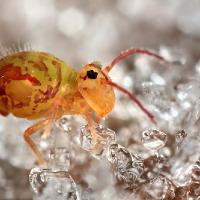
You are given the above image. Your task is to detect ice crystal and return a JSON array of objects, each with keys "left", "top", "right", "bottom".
[
  {"left": 141, "top": 129, "right": 167, "bottom": 151},
  {"left": 107, "top": 143, "right": 144, "bottom": 188},
  {"left": 29, "top": 168, "right": 80, "bottom": 200},
  {"left": 80, "top": 124, "right": 116, "bottom": 159},
  {"left": 48, "top": 147, "right": 70, "bottom": 172}
]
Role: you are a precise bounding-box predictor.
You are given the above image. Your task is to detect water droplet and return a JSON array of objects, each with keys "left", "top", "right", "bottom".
[
  {"left": 48, "top": 147, "right": 70, "bottom": 172},
  {"left": 175, "top": 130, "right": 187, "bottom": 146},
  {"left": 141, "top": 129, "right": 167, "bottom": 151},
  {"left": 80, "top": 124, "right": 116, "bottom": 159}
]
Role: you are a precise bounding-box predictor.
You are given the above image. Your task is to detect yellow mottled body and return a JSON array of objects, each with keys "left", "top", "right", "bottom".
[{"left": 0, "top": 51, "right": 88, "bottom": 119}]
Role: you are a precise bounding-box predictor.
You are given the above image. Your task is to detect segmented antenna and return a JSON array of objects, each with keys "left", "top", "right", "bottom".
[{"left": 103, "top": 48, "right": 168, "bottom": 73}]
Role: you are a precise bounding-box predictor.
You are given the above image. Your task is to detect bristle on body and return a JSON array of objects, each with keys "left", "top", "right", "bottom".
[{"left": 0, "top": 41, "right": 32, "bottom": 59}]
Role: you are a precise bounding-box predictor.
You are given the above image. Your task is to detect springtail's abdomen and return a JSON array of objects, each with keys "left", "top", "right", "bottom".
[{"left": 0, "top": 51, "right": 77, "bottom": 119}]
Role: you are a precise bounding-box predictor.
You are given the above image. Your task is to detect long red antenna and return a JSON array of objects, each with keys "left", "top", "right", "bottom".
[
  {"left": 103, "top": 48, "right": 167, "bottom": 73},
  {"left": 106, "top": 79, "right": 156, "bottom": 124}
]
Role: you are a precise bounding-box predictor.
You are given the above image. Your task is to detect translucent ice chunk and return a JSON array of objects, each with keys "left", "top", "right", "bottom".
[
  {"left": 107, "top": 144, "right": 132, "bottom": 168},
  {"left": 141, "top": 129, "right": 167, "bottom": 151},
  {"left": 80, "top": 124, "right": 116, "bottom": 159},
  {"left": 29, "top": 168, "right": 46, "bottom": 194},
  {"left": 29, "top": 168, "right": 80, "bottom": 200},
  {"left": 48, "top": 147, "right": 70, "bottom": 172},
  {"left": 107, "top": 143, "right": 144, "bottom": 188}
]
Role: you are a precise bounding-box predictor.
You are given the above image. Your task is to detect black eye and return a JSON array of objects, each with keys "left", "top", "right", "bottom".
[{"left": 87, "top": 70, "right": 98, "bottom": 79}]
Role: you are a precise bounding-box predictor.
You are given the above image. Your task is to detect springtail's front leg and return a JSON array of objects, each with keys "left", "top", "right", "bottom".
[{"left": 85, "top": 111, "right": 98, "bottom": 141}]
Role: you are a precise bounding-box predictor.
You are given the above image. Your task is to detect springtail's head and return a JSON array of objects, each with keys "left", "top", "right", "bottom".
[
  {"left": 77, "top": 62, "right": 115, "bottom": 118},
  {"left": 77, "top": 48, "right": 168, "bottom": 123}
]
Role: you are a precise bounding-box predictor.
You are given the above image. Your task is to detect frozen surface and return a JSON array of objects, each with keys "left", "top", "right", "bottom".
[{"left": 0, "top": 0, "right": 200, "bottom": 200}]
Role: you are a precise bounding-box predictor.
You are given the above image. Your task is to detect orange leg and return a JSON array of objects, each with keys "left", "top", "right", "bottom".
[
  {"left": 93, "top": 113, "right": 102, "bottom": 124},
  {"left": 84, "top": 112, "right": 106, "bottom": 154},
  {"left": 23, "top": 119, "right": 50, "bottom": 166},
  {"left": 42, "top": 97, "right": 62, "bottom": 139},
  {"left": 85, "top": 111, "right": 98, "bottom": 141}
]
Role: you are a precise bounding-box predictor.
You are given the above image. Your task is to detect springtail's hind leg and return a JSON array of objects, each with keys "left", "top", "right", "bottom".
[
  {"left": 23, "top": 119, "right": 50, "bottom": 166},
  {"left": 41, "top": 123, "right": 52, "bottom": 139}
]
